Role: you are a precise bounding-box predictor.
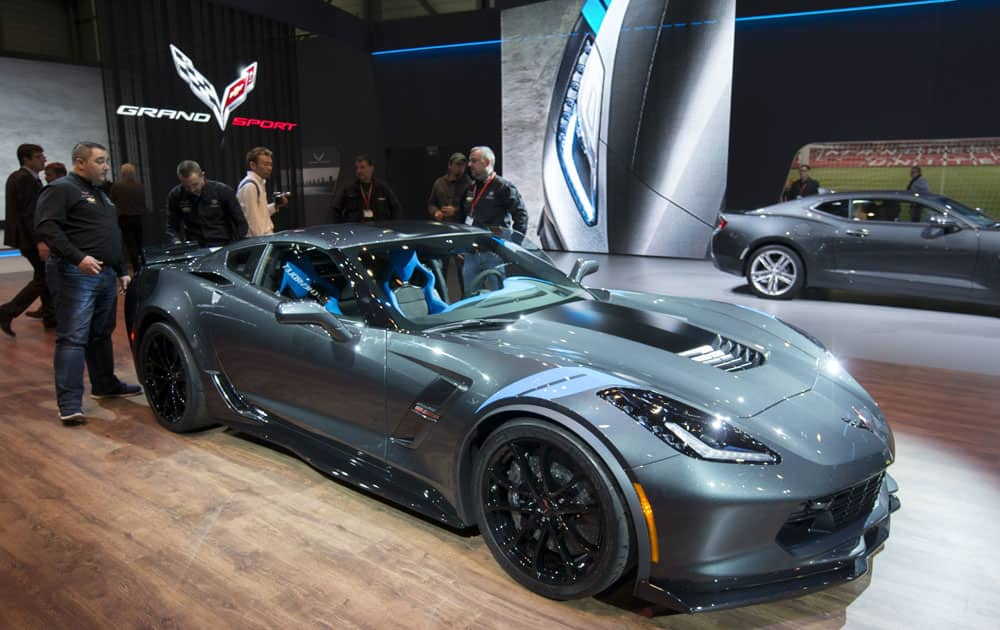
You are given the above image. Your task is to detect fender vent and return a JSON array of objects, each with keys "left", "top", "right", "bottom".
[{"left": 678, "top": 335, "right": 765, "bottom": 372}]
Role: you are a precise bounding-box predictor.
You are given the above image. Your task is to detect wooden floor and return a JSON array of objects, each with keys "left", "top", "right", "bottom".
[{"left": 0, "top": 269, "right": 998, "bottom": 629}]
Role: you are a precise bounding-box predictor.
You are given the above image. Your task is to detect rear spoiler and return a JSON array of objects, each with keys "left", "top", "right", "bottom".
[{"left": 141, "top": 241, "right": 219, "bottom": 267}]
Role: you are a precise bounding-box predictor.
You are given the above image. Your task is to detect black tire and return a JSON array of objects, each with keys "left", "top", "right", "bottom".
[
  {"left": 746, "top": 244, "right": 805, "bottom": 299},
  {"left": 138, "top": 321, "right": 211, "bottom": 433},
  {"left": 473, "top": 419, "right": 633, "bottom": 600}
]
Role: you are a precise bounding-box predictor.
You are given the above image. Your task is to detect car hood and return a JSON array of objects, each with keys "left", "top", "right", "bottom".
[{"left": 450, "top": 291, "right": 835, "bottom": 418}]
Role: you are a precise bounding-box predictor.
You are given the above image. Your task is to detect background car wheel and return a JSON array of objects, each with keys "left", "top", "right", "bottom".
[
  {"left": 138, "top": 321, "right": 211, "bottom": 433},
  {"left": 473, "top": 419, "right": 633, "bottom": 600},
  {"left": 746, "top": 245, "right": 805, "bottom": 299}
]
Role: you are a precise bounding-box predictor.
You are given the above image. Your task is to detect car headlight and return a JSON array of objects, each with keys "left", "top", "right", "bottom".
[
  {"left": 598, "top": 388, "right": 780, "bottom": 464},
  {"left": 557, "top": 34, "right": 604, "bottom": 226}
]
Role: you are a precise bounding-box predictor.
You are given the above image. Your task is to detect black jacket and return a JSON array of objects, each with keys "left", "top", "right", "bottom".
[
  {"left": 782, "top": 178, "right": 820, "bottom": 201},
  {"left": 35, "top": 173, "right": 125, "bottom": 274},
  {"left": 456, "top": 173, "right": 528, "bottom": 234},
  {"left": 166, "top": 180, "right": 248, "bottom": 246},
  {"left": 331, "top": 178, "right": 402, "bottom": 223},
  {"left": 4, "top": 167, "right": 43, "bottom": 250}
]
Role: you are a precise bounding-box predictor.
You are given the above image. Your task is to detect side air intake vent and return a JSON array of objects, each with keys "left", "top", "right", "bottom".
[{"left": 678, "top": 335, "right": 765, "bottom": 372}]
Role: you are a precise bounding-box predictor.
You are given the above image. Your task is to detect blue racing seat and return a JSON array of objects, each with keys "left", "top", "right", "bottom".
[
  {"left": 383, "top": 248, "right": 447, "bottom": 317},
  {"left": 279, "top": 256, "right": 342, "bottom": 315}
]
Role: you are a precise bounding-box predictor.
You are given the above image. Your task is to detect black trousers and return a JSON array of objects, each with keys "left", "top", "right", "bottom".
[
  {"left": 118, "top": 214, "right": 143, "bottom": 274},
  {"left": 1, "top": 246, "right": 55, "bottom": 324}
]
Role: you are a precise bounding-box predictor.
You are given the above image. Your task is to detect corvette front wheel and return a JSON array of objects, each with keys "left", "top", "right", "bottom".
[{"left": 473, "top": 419, "right": 633, "bottom": 600}]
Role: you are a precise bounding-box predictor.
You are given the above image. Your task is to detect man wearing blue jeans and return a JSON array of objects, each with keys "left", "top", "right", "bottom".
[{"left": 35, "top": 141, "right": 141, "bottom": 426}]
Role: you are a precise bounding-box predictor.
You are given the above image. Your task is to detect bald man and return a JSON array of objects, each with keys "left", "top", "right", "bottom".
[{"left": 110, "top": 162, "right": 147, "bottom": 273}]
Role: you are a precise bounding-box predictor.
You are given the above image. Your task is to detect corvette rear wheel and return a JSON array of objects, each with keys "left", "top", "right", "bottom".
[
  {"left": 473, "top": 419, "right": 633, "bottom": 600},
  {"left": 747, "top": 245, "right": 805, "bottom": 299},
  {"left": 138, "top": 322, "right": 210, "bottom": 432}
]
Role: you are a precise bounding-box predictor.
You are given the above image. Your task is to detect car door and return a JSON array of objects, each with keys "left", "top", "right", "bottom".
[
  {"left": 199, "top": 241, "right": 388, "bottom": 459},
  {"left": 832, "top": 197, "right": 978, "bottom": 300}
]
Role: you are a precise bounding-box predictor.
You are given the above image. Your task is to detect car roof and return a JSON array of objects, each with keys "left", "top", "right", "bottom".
[
  {"left": 244, "top": 221, "right": 491, "bottom": 249},
  {"left": 805, "top": 190, "right": 950, "bottom": 202}
]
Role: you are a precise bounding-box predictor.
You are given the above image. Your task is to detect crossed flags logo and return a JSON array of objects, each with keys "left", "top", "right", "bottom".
[{"left": 169, "top": 44, "right": 258, "bottom": 131}]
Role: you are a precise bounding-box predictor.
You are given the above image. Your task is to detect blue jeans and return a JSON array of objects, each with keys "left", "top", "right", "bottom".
[
  {"left": 46, "top": 258, "right": 121, "bottom": 414},
  {"left": 461, "top": 251, "right": 504, "bottom": 294}
]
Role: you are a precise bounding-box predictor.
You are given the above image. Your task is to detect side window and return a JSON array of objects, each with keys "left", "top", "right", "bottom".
[
  {"left": 225, "top": 245, "right": 265, "bottom": 281},
  {"left": 850, "top": 198, "right": 901, "bottom": 222},
  {"left": 256, "top": 243, "right": 363, "bottom": 320},
  {"left": 898, "top": 202, "right": 944, "bottom": 224},
  {"left": 814, "top": 200, "right": 849, "bottom": 218}
]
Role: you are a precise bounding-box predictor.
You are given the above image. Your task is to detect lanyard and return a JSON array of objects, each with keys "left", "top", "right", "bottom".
[
  {"left": 361, "top": 182, "right": 374, "bottom": 209},
  {"left": 468, "top": 173, "right": 496, "bottom": 216}
]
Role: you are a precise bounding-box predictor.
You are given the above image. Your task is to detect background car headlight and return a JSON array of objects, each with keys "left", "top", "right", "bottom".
[
  {"left": 598, "top": 388, "right": 780, "bottom": 464},
  {"left": 557, "top": 34, "right": 604, "bottom": 226}
]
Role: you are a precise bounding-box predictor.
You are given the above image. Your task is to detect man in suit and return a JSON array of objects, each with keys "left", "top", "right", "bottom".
[{"left": 1, "top": 143, "right": 55, "bottom": 336}]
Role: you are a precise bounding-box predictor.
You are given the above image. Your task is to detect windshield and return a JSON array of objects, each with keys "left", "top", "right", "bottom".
[
  {"left": 940, "top": 197, "right": 997, "bottom": 228},
  {"left": 344, "top": 233, "right": 591, "bottom": 330}
]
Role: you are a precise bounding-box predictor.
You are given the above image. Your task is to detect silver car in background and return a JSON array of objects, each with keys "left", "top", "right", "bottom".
[{"left": 711, "top": 191, "right": 1000, "bottom": 306}]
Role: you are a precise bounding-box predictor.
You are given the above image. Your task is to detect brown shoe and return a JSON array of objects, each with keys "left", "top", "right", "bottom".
[{"left": 24, "top": 308, "right": 43, "bottom": 319}]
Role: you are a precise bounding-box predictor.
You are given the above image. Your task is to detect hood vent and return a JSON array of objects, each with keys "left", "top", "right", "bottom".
[{"left": 679, "top": 335, "right": 765, "bottom": 372}]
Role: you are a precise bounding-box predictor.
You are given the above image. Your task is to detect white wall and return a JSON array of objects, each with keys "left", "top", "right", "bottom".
[{"left": 0, "top": 56, "right": 108, "bottom": 222}]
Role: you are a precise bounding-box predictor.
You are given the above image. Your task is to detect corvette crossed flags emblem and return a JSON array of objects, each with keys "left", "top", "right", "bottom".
[{"left": 169, "top": 44, "right": 258, "bottom": 131}]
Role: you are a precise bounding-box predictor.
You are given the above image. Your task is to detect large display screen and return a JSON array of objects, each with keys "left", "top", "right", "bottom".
[
  {"left": 502, "top": 0, "right": 735, "bottom": 257},
  {"left": 0, "top": 57, "right": 108, "bottom": 224}
]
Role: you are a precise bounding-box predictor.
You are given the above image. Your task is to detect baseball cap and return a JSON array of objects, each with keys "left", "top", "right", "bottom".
[{"left": 449, "top": 152, "right": 467, "bottom": 163}]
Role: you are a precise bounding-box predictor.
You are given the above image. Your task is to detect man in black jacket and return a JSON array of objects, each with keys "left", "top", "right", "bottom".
[
  {"left": 35, "top": 141, "right": 141, "bottom": 425},
  {"left": 166, "top": 160, "right": 248, "bottom": 246},
  {"left": 455, "top": 146, "right": 528, "bottom": 291},
  {"left": 782, "top": 164, "right": 820, "bottom": 201},
  {"left": 330, "top": 155, "right": 402, "bottom": 223},
  {"left": 455, "top": 146, "right": 527, "bottom": 233},
  {"left": 1, "top": 143, "right": 55, "bottom": 336}
]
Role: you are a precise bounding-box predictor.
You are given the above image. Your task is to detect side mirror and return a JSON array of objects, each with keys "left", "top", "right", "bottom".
[
  {"left": 929, "top": 214, "right": 961, "bottom": 233},
  {"left": 569, "top": 258, "right": 600, "bottom": 283},
  {"left": 275, "top": 300, "right": 354, "bottom": 343}
]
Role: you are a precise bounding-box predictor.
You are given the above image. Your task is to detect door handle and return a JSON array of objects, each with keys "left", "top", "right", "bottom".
[{"left": 845, "top": 229, "right": 869, "bottom": 237}]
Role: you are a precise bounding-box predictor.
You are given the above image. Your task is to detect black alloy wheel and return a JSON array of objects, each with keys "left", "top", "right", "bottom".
[
  {"left": 138, "top": 321, "right": 210, "bottom": 432},
  {"left": 473, "top": 419, "right": 633, "bottom": 600}
]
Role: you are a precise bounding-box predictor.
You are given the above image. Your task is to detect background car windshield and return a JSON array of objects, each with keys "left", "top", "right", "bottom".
[
  {"left": 344, "top": 234, "right": 591, "bottom": 329},
  {"left": 939, "top": 197, "right": 997, "bottom": 228}
]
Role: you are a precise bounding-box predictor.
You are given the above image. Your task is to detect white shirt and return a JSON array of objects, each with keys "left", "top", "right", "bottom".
[{"left": 237, "top": 170, "right": 277, "bottom": 236}]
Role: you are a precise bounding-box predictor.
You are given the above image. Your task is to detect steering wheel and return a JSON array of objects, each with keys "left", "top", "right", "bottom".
[{"left": 466, "top": 269, "right": 505, "bottom": 296}]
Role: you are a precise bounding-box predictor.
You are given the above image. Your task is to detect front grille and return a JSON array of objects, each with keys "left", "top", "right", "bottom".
[
  {"left": 827, "top": 471, "right": 885, "bottom": 529},
  {"left": 678, "top": 334, "right": 765, "bottom": 372},
  {"left": 778, "top": 472, "right": 884, "bottom": 547}
]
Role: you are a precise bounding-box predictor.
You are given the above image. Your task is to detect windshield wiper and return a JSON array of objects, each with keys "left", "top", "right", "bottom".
[{"left": 424, "top": 317, "right": 515, "bottom": 333}]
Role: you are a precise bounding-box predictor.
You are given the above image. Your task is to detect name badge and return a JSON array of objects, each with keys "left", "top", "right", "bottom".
[
  {"left": 363, "top": 209, "right": 374, "bottom": 219},
  {"left": 465, "top": 216, "right": 474, "bottom": 226}
]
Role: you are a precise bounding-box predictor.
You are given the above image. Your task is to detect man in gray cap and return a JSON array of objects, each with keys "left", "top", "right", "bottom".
[{"left": 427, "top": 152, "right": 472, "bottom": 222}]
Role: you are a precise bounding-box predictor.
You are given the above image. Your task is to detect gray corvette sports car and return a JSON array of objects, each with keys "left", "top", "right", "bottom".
[
  {"left": 712, "top": 191, "right": 1000, "bottom": 305},
  {"left": 126, "top": 222, "right": 898, "bottom": 612}
]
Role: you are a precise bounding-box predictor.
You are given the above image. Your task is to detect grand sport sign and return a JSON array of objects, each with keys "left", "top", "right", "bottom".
[{"left": 115, "top": 44, "right": 297, "bottom": 132}]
